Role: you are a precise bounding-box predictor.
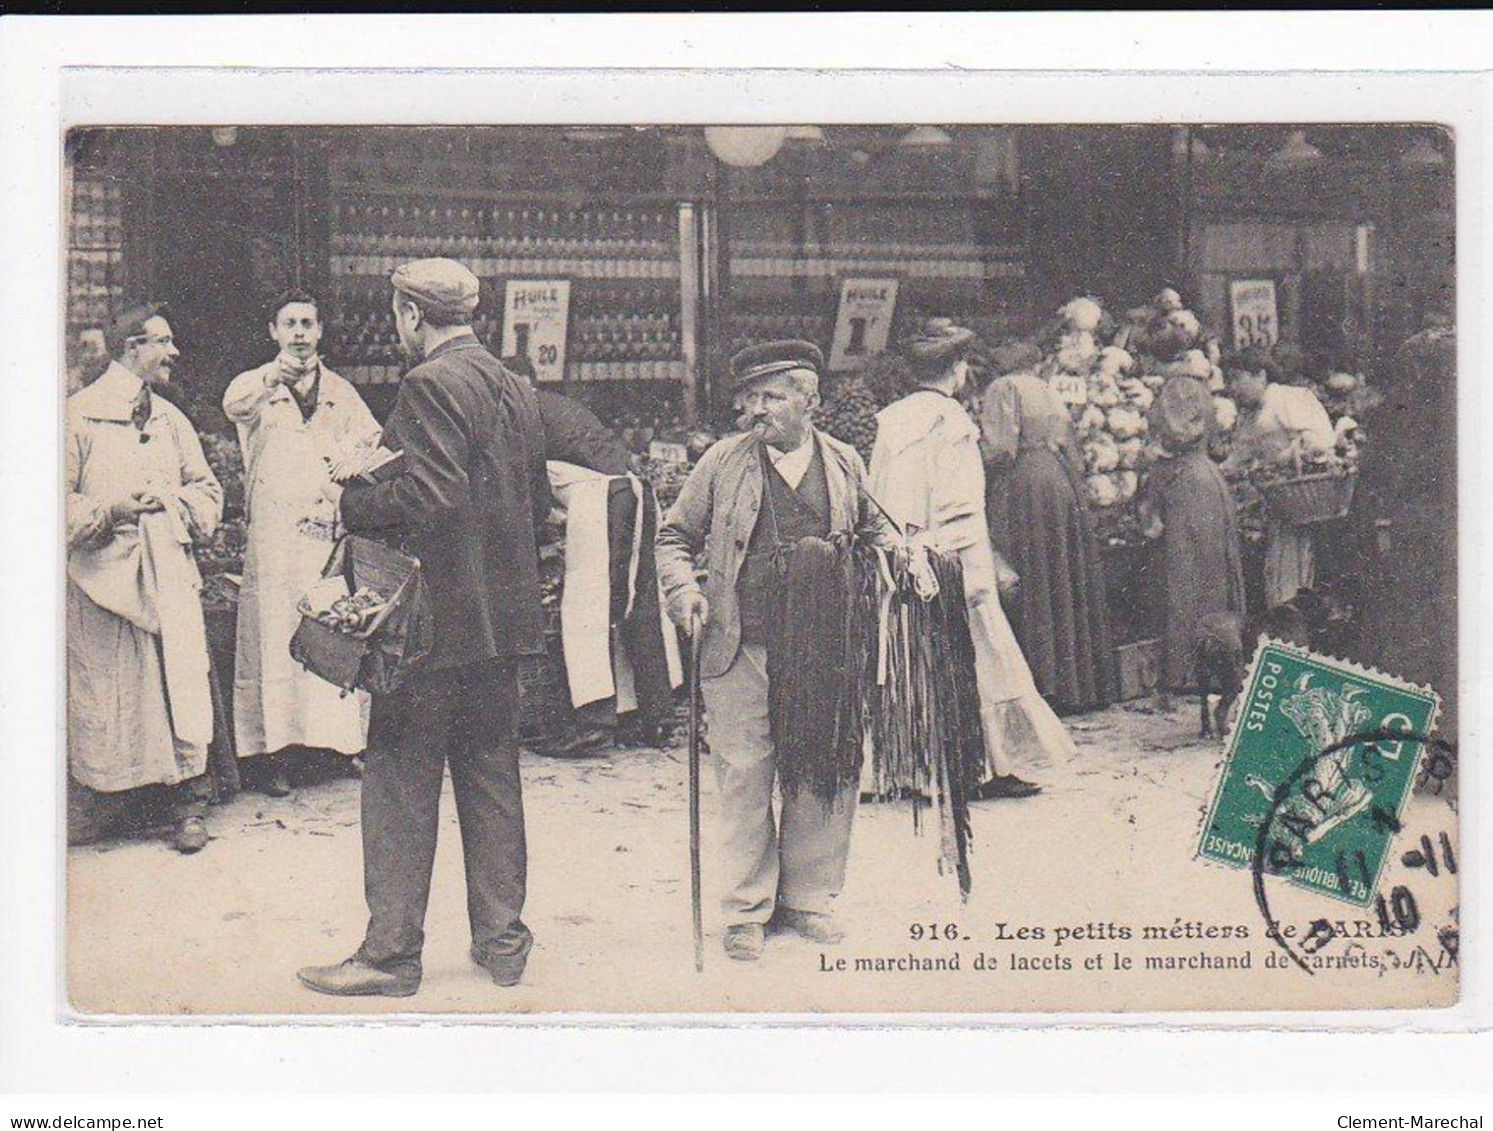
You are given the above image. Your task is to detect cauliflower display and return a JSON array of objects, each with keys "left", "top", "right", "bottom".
[
  {"left": 1154, "top": 287, "right": 1184, "bottom": 313},
  {"left": 1119, "top": 379, "right": 1154, "bottom": 413},
  {"left": 1116, "top": 437, "right": 1146, "bottom": 470},
  {"left": 1088, "top": 374, "right": 1123, "bottom": 408},
  {"left": 1181, "top": 349, "right": 1212, "bottom": 379},
  {"left": 1165, "top": 308, "right": 1201, "bottom": 345},
  {"left": 1009, "top": 285, "right": 1368, "bottom": 543},
  {"left": 1106, "top": 405, "right": 1146, "bottom": 440},
  {"left": 1084, "top": 433, "right": 1120, "bottom": 473},
  {"left": 1085, "top": 473, "right": 1120, "bottom": 508},
  {"left": 1077, "top": 403, "right": 1108, "bottom": 435},
  {"left": 1097, "top": 345, "right": 1135, "bottom": 377},
  {"left": 1059, "top": 296, "right": 1105, "bottom": 333},
  {"left": 1055, "top": 330, "right": 1100, "bottom": 374}
]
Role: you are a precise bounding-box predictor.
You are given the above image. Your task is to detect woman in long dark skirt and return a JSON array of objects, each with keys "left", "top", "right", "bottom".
[
  {"left": 1141, "top": 376, "right": 1247, "bottom": 697},
  {"left": 980, "top": 371, "right": 1117, "bottom": 714}
]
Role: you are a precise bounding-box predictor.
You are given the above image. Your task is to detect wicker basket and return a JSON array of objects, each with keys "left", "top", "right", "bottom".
[{"left": 1255, "top": 467, "right": 1357, "bottom": 526}]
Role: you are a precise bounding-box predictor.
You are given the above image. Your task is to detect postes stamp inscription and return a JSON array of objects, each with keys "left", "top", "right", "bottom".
[{"left": 1197, "top": 642, "right": 1441, "bottom": 908}]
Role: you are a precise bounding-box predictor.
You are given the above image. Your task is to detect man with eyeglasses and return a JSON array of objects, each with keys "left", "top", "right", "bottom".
[{"left": 66, "top": 303, "right": 223, "bottom": 853}]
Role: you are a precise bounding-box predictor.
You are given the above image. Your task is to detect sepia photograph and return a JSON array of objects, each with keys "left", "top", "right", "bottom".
[{"left": 56, "top": 114, "right": 1463, "bottom": 1018}]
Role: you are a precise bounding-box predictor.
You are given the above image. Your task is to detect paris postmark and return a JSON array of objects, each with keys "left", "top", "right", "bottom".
[{"left": 1197, "top": 641, "right": 1442, "bottom": 908}]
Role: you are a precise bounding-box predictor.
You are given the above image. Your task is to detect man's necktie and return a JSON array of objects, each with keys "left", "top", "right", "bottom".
[
  {"left": 131, "top": 384, "right": 152, "bottom": 442},
  {"left": 282, "top": 360, "right": 320, "bottom": 422}
]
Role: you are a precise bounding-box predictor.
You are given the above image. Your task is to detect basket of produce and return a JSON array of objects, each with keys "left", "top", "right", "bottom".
[
  {"left": 290, "top": 535, "right": 433, "bottom": 695},
  {"left": 1254, "top": 465, "right": 1357, "bottom": 526}
]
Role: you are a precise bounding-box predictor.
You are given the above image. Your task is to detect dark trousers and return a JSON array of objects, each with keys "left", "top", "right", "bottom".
[
  {"left": 607, "top": 480, "right": 673, "bottom": 726},
  {"left": 358, "top": 656, "right": 531, "bottom": 973}
]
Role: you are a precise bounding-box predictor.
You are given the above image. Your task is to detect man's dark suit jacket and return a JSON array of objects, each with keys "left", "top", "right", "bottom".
[
  {"left": 535, "top": 389, "right": 634, "bottom": 475},
  {"left": 341, "top": 334, "right": 548, "bottom": 671}
]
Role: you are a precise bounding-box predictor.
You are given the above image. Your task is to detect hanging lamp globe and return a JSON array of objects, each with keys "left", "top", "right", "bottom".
[
  {"left": 898, "top": 125, "right": 953, "bottom": 148},
  {"left": 704, "top": 126, "right": 788, "bottom": 168},
  {"left": 783, "top": 125, "right": 827, "bottom": 144}
]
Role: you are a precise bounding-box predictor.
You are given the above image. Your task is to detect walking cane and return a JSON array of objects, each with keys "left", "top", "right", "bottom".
[{"left": 687, "top": 610, "right": 705, "bottom": 973}]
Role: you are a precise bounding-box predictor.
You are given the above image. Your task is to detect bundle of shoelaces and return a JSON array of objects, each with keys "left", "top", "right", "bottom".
[{"left": 761, "top": 531, "right": 984, "bottom": 898}]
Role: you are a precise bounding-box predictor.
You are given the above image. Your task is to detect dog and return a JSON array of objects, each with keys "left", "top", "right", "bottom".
[
  {"left": 1195, "top": 612, "right": 1248, "bottom": 739},
  {"left": 1194, "top": 581, "right": 1362, "bottom": 739}
]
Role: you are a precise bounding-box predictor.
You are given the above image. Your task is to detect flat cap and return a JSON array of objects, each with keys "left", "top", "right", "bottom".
[
  {"left": 391, "top": 258, "right": 481, "bottom": 318},
  {"left": 730, "top": 339, "right": 824, "bottom": 391},
  {"left": 902, "top": 317, "right": 976, "bottom": 366}
]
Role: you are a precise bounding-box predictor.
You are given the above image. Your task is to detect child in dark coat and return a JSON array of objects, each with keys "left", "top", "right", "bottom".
[{"left": 1140, "top": 376, "right": 1247, "bottom": 710}]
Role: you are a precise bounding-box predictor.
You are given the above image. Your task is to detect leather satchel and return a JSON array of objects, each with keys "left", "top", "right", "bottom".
[{"left": 290, "top": 535, "right": 434, "bottom": 696}]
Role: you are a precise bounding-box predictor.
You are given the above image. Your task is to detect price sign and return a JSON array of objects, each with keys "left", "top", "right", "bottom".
[
  {"left": 502, "top": 279, "right": 571, "bottom": 384},
  {"left": 829, "top": 278, "right": 899, "bottom": 372},
  {"left": 1051, "top": 374, "right": 1089, "bottom": 406},
  {"left": 1229, "top": 279, "right": 1280, "bottom": 352}
]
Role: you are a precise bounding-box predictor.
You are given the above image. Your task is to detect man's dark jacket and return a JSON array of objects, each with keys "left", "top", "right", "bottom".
[
  {"left": 341, "top": 334, "right": 548, "bottom": 671},
  {"left": 535, "top": 389, "right": 634, "bottom": 475}
]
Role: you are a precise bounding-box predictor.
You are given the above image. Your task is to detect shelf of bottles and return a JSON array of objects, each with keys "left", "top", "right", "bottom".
[
  {"left": 569, "top": 285, "right": 686, "bottom": 382},
  {"left": 723, "top": 313, "right": 836, "bottom": 361},
  {"left": 67, "top": 176, "right": 126, "bottom": 328},
  {"left": 728, "top": 200, "right": 1025, "bottom": 284},
  {"left": 327, "top": 195, "right": 685, "bottom": 385},
  {"left": 721, "top": 197, "right": 1030, "bottom": 376},
  {"left": 729, "top": 240, "right": 1025, "bottom": 282}
]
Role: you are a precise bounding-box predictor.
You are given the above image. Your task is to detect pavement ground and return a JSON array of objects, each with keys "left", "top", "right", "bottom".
[{"left": 66, "top": 699, "right": 1459, "bottom": 1016}]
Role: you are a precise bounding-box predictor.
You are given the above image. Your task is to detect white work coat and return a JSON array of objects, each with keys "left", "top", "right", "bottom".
[
  {"left": 67, "top": 362, "right": 223, "bottom": 791},
  {"left": 224, "top": 358, "right": 380, "bottom": 757}
]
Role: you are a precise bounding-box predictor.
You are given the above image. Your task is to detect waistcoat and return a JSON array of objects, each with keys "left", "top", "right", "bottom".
[{"left": 738, "top": 443, "right": 831, "bottom": 644}]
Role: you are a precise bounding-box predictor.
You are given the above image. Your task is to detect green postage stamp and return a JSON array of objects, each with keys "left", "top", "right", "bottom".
[{"left": 1197, "top": 641, "right": 1442, "bottom": 907}]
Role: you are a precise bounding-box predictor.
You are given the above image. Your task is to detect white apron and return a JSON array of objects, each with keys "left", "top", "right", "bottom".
[
  {"left": 869, "top": 390, "right": 1077, "bottom": 779},
  {"left": 225, "top": 360, "right": 380, "bottom": 757}
]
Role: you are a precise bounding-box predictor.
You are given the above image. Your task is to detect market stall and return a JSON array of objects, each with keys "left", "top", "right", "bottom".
[{"left": 63, "top": 124, "right": 1445, "bottom": 747}]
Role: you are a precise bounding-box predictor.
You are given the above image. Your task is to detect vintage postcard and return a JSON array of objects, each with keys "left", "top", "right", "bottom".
[{"left": 59, "top": 112, "right": 1460, "bottom": 1018}]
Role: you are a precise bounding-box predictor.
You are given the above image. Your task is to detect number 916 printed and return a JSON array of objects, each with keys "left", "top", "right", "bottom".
[{"left": 909, "top": 923, "right": 967, "bottom": 942}]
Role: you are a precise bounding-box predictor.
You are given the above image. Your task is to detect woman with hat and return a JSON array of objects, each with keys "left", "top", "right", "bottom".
[
  {"left": 870, "top": 319, "right": 1075, "bottom": 800},
  {"left": 979, "top": 349, "right": 1118, "bottom": 715},
  {"left": 1141, "top": 375, "right": 1246, "bottom": 698}
]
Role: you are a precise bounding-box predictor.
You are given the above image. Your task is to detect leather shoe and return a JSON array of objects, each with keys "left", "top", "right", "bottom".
[
  {"left": 297, "top": 956, "right": 420, "bottom": 997},
  {"left": 255, "top": 753, "right": 292, "bottom": 797},
  {"left": 971, "top": 774, "right": 1043, "bottom": 801},
  {"left": 172, "top": 816, "right": 208, "bottom": 854},
  {"left": 470, "top": 945, "right": 528, "bottom": 988},
  {"left": 723, "top": 923, "right": 766, "bottom": 962},
  {"left": 775, "top": 907, "right": 844, "bottom": 944}
]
